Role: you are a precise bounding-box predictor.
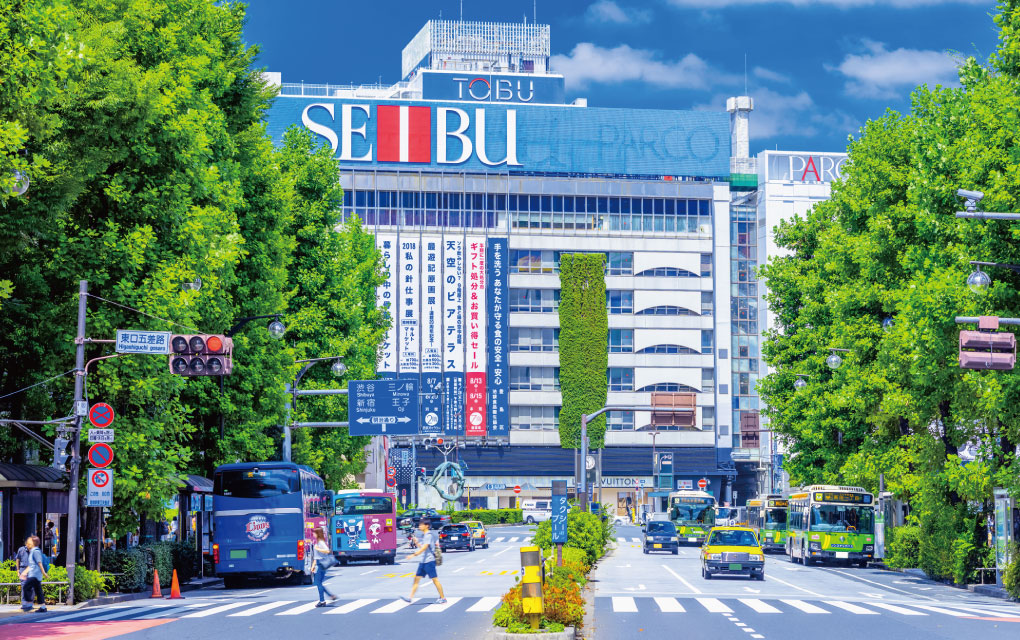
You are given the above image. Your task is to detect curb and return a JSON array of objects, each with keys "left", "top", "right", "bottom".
[{"left": 490, "top": 627, "right": 575, "bottom": 640}]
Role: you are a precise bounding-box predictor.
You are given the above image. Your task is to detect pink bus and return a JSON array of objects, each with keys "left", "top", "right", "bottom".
[{"left": 331, "top": 490, "right": 397, "bottom": 565}]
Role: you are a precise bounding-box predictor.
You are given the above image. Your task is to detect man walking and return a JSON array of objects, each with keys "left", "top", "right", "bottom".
[
  {"left": 20, "top": 536, "right": 48, "bottom": 613},
  {"left": 401, "top": 520, "right": 445, "bottom": 604}
]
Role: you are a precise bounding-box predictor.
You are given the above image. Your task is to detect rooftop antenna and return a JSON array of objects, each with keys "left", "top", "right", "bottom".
[
  {"left": 744, "top": 53, "right": 748, "bottom": 95},
  {"left": 460, "top": 0, "right": 463, "bottom": 21},
  {"left": 534, "top": 0, "right": 537, "bottom": 22}
]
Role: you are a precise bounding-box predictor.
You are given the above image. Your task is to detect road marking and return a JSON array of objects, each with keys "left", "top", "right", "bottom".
[
  {"left": 244, "top": 589, "right": 272, "bottom": 597},
  {"left": 662, "top": 564, "right": 702, "bottom": 594},
  {"left": 696, "top": 598, "right": 732, "bottom": 613},
  {"left": 493, "top": 537, "right": 505, "bottom": 542},
  {"left": 182, "top": 601, "right": 253, "bottom": 617},
  {"left": 372, "top": 598, "right": 416, "bottom": 613},
  {"left": 42, "top": 607, "right": 137, "bottom": 622},
  {"left": 867, "top": 602, "right": 926, "bottom": 616},
  {"left": 509, "top": 537, "right": 520, "bottom": 542},
  {"left": 631, "top": 537, "right": 641, "bottom": 543},
  {"left": 276, "top": 601, "right": 322, "bottom": 616},
  {"left": 910, "top": 604, "right": 973, "bottom": 617},
  {"left": 80, "top": 605, "right": 174, "bottom": 621},
  {"left": 493, "top": 546, "right": 517, "bottom": 557},
  {"left": 453, "top": 567, "right": 466, "bottom": 573},
  {"left": 360, "top": 569, "right": 377, "bottom": 575},
  {"left": 228, "top": 601, "right": 295, "bottom": 616},
  {"left": 780, "top": 599, "right": 828, "bottom": 614},
  {"left": 653, "top": 597, "right": 685, "bottom": 612},
  {"left": 420, "top": 597, "right": 462, "bottom": 612},
  {"left": 825, "top": 568, "right": 933, "bottom": 600},
  {"left": 735, "top": 622, "right": 747, "bottom": 626},
  {"left": 929, "top": 604, "right": 1020, "bottom": 617},
  {"left": 739, "top": 599, "right": 781, "bottom": 613},
  {"left": 762, "top": 573, "right": 822, "bottom": 596},
  {"left": 612, "top": 597, "right": 638, "bottom": 612},
  {"left": 751, "top": 635, "right": 765, "bottom": 639},
  {"left": 325, "top": 598, "right": 378, "bottom": 614},
  {"left": 825, "top": 600, "right": 878, "bottom": 615},
  {"left": 616, "top": 538, "right": 626, "bottom": 544},
  {"left": 133, "top": 603, "right": 211, "bottom": 619},
  {"left": 466, "top": 597, "right": 502, "bottom": 612}
]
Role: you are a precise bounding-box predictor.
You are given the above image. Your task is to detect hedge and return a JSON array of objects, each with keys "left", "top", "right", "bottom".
[
  {"left": 449, "top": 508, "right": 523, "bottom": 525},
  {"left": 0, "top": 560, "right": 110, "bottom": 603},
  {"left": 884, "top": 525, "right": 921, "bottom": 569},
  {"left": 100, "top": 540, "right": 200, "bottom": 592}
]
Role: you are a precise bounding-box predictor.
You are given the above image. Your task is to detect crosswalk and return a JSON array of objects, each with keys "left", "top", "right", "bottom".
[
  {"left": 615, "top": 537, "right": 643, "bottom": 544},
  {"left": 483, "top": 536, "right": 524, "bottom": 543},
  {"left": 597, "top": 596, "right": 1020, "bottom": 619}
]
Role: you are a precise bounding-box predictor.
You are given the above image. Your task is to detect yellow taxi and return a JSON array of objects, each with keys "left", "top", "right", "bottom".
[
  {"left": 700, "top": 526, "right": 765, "bottom": 581},
  {"left": 461, "top": 520, "right": 488, "bottom": 549}
]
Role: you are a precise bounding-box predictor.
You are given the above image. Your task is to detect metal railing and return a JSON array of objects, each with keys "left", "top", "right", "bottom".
[
  {"left": 278, "top": 82, "right": 415, "bottom": 98},
  {"left": 1, "top": 581, "right": 68, "bottom": 605}
]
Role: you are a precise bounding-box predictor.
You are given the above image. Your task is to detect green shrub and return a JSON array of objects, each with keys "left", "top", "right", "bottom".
[
  {"left": 101, "top": 547, "right": 147, "bottom": 592},
  {"left": 450, "top": 508, "right": 522, "bottom": 525},
  {"left": 533, "top": 507, "right": 611, "bottom": 565},
  {"left": 885, "top": 525, "right": 921, "bottom": 569},
  {"left": 0, "top": 565, "right": 110, "bottom": 603},
  {"left": 1004, "top": 546, "right": 1020, "bottom": 598}
]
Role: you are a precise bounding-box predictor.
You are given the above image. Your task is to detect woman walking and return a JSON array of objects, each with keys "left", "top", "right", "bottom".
[
  {"left": 312, "top": 527, "right": 339, "bottom": 607},
  {"left": 20, "top": 536, "right": 48, "bottom": 613}
]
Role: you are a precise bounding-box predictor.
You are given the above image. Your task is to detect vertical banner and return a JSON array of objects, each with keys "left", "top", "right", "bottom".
[
  {"left": 420, "top": 235, "right": 444, "bottom": 435},
  {"left": 465, "top": 237, "right": 487, "bottom": 436},
  {"left": 376, "top": 234, "right": 398, "bottom": 377},
  {"left": 486, "top": 237, "right": 509, "bottom": 436},
  {"left": 398, "top": 235, "right": 420, "bottom": 374},
  {"left": 442, "top": 238, "right": 465, "bottom": 436}
]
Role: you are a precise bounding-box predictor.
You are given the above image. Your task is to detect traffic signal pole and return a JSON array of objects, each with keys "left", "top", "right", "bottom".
[{"left": 67, "top": 280, "right": 88, "bottom": 606}]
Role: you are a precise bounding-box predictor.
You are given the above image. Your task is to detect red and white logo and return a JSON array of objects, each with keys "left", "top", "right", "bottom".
[
  {"left": 246, "top": 515, "right": 271, "bottom": 542},
  {"left": 376, "top": 105, "right": 431, "bottom": 163}
]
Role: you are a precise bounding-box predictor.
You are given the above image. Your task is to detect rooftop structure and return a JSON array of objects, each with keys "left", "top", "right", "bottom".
[{"left": 402, "top": 20, "right": 552, "bottom": 80}]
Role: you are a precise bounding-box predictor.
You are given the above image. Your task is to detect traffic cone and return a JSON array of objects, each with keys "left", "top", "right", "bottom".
[
  {"left": 150, "top": 569, "right": 163, "bottom": 598},
  {"left": 168, "top": 569, "right": 184, "bottom": 599}
]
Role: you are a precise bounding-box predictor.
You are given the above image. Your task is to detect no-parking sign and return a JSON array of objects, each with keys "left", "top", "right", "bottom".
[{"left": 87, "top": 469, "right": 114, "bottom": 507}]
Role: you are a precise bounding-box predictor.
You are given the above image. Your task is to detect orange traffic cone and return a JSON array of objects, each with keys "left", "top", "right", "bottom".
[
  {"left": 150, "top": 570, "right": 163, "bottom": 598},
  {"left": 168, "top": 569, "right": 184, "bottom": 599}
]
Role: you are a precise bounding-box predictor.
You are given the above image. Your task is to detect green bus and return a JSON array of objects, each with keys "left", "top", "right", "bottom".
[
  {"left": 787, "top": 485, "right": 876, "bottom": 566},
  {"left": 746, "top": 495, "right": 788, "bottom": 553},
  {"left": 667, "top": 490, "right": 717, "bottom": 544}
]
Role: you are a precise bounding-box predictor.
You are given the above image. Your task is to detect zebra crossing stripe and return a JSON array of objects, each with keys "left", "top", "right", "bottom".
[
  {"left": 493, "top": 537, "right": 505, "bottom": 542},
  {"left": 466, "top": 597, "right": 502, "bottom": 612},
  {"left": 653, "top": 597, "right": 685, "bottom": 612},
  {"left": 739, "top": 599, "right": 781, "bottom": 613},
  {"left": 228, "top": 601, "right": 295, "bottom": 616},
  {"left": 42, "top": 607, "right": 138, "bottom": 622},
  {"left": 696, "top": 598, "right": 732, "bottom": 613},
  {"left": 134, "top": 603, "right": 212, "bottom": 619},
  {"left": 825, "top": 601, "right": 878, "bottom": 615},
  {"left": 325, "top": 598, "right": 378, "bottom": 614},
  {"left": 616, "top": 538, "right": 625, "bottom": 544},
  {"left": 867, "top": 602, "right": 926, "bottom": 616},
  {"left": 612, "top": 597, "right": 638, "bottom": 612},
  {"left": 182, "top": 602, "right": 254, "bottom": 618},
  {"left": 276, "top": 601, "right": 321, "bottom": 616},
  {"left": 371, "top": 598, "right": 416, "bottom": 613},
  {"left": 631, "top": 538, "right": 641, "bottom": 543},
  {"left": 509, "top": 537, "right": 520, "bottom": 542},
  {"left": 780, "top": 599, "right": 829, "bottom": 614},
  {"left": 420, "top": 597, "right": 462, "bottom": 612},
  {"left": 86, "top": 604, "right": 176, "bottom": 621}
]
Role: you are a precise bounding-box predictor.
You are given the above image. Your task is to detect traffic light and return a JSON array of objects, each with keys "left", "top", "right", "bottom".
[
  {"left": 416, "top": 466, "right": 427, "bottom": 477},
  {"left": 422, "top": 436, "right": 444, "bottom": 447},
  {"left": 169, "top": 334, "right": 233, "bottom": 376},
  {"left": 51, "top": 436, "right": 70, "bottom": 470},
  {"left": 959, "top": 329, "right": 1016, "bottom": 370}
]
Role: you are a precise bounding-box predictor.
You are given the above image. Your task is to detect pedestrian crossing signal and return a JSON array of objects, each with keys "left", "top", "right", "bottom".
[{"left": 169, "top": 334, "right": 233, "bottom": 376}]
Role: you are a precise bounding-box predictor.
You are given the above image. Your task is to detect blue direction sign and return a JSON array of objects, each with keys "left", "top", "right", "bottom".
[
  {"left": 349, "top": 379, "right": 419, "bottom": 436},
  {"left": 551, "top": 480, "right": 569, "bottom": 544}
]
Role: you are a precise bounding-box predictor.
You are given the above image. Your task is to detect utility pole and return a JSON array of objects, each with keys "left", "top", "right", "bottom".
[{"left": 66, "top": 280, "right": 87, "bottom": 606}]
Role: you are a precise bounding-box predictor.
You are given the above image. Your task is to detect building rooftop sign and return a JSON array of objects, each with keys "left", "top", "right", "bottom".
[{"left": 760, "top": 151, "right": 849, "bottom": 184}]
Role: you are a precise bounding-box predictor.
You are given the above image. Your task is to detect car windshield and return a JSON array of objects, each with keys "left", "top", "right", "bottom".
[
  {"left": 709, "top": 530, "right": 758, "bottom": 547},
  {"left": 214, "top": 469, "right": 299, "bottom": 498},
  {"left": 336, "top": 496, "right": 393, "bottom": 515},
  {"left": 465, "top": 522, "right": 481, "bottom": 529},
  {"left": 716, "top": 508, "right": 737, "bottom": 520},
  {"left": 764, "top": 508, "right": 787, "bottom": 529},
  {"left": 647, "top": 522, "right": 676, "bottom": 535},
  {"left": 810, "top": 505, "right": 875, "bottom": 534},
  {"left": 670, "top": 501, "right": 715, "bottom": 525}
]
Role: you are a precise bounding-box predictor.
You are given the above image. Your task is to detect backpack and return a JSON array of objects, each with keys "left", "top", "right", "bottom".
[
  {"left": 32, "top": 548, "right": 49, "bottom": 573},
  {"left": 432, "top": 538, "right": 443, "bottom": 566}
]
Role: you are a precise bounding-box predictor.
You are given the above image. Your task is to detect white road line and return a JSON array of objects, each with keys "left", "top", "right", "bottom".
[
  {"left": 77, "top": 606, "right": 169, "bottom": 622},
  {"left": 780, "top": 599, "right": 828, "bottom": 614},
  {"left": 420, "top": 597, "right": 462, "bottom": 612},
  {"left": 277, "top": 601, "right": 322, "bottom": 616},
  {"left": 867, "top": 602, "right": 926, "bottom": 616},
  {"left": 325, "top": 598, "right": 378, "bottom": 614},
  {"left": 42, "top": 607, "right": 136, "bottom": 622},
  {"left": 631, "top": 537, "right": 641, "bottom": 543},
  {"left": 371, "top": 598, "right": 416, "bottom": 613},
  {"left": 752, "top": 635, "right": 765, "bottom": 639},
  {"left": 182, "top": 601, "right": 253, "bottom": 618},
  {"left": 493, "top": 546, "right": 517, "bottom": 557},
  {"left": 928, "top": 604, "right": 1020, "bottom": 617},
  {"left": 360, "top": 569, "right": 377, "bottom": 575},
  {"left": 466, "top": 597, "right": 502, "bottom": 612},
  {"left": 612, "top": 597, "right": 638, "bottom": 612},
  {"left": 825, "top": 568, "right": 935, "bottom": 600},
  {"left": 825, "top": 600, "right": 878, "bottom": 615},
  {"left": 616, "top": 538, "right": 626, "bottom": 544},
  {"left": 134, "top": 603, "right": 211, "bottom": 619},
  {"left": 696, "top": 598, "right": 732, "bottom": 613},
  {"left": 739, "top": 599, "right": 781, "bottom": 613},
  {"left": 653, "top": 597, "right": 686, "bottom": 612},
  {"left": 662, "top": 564, "right": 702, "bottom": 594},
  {"left": 453, "top": 567, "right": 466, "bottom": 573},
  {"left": 244, "top": 589, "right": 273, "bottom": 597},
  {"left": 508, "top": 537, "right": 520, "bottom": 542},
  {"left": 762, "top": 572, "right": 822, "bottom": 596},
  {"left": 228, "top": 601, "right": 295, "bottom": 616},
  {"left": 493, "top": 537, "right": 505, "bottom": 543},
  {"left": 910, "top": 604, "right": 974, "bottom": 617}
]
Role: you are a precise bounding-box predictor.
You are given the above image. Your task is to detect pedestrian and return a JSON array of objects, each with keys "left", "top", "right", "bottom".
[
  {"left": 15, "top": 538, "right": 31, "bottom": 573},
  {"left": 401, "top": 520, "right": 446, "bottom": 604},
  {"left": 311, "top": 527, "right": 338, "bottom": 607},
  {"left": 43, "top": 521, "right": 56, "bottom": 556},
  {"left": 20, "top": 535, "right": 48, "bottom": 613}
]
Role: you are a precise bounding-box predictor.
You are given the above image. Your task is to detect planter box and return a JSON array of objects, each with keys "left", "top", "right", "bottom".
[{"left": 491, "top": 626, "right": 575, "bottom": 640}]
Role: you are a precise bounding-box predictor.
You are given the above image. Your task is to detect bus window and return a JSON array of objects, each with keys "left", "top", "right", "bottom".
[
  {"left": 214, "top": 469, "right": 300, "bottom": 498},
  {"left": 336, "top": 496, "right": 394, "bottom": 515},
  {"left": 765, "top": 508, "right": 787, "bottom": 527},
  {"left": 809, "top": 505, "right": 874, "bottom": 534}
]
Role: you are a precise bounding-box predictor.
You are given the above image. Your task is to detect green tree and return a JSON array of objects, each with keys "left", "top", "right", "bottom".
[{"left": 558, "top": 253, "right": 608, "bottom": 449}]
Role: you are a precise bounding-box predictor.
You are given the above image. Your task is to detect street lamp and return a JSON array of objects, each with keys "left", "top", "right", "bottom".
[
  {"left": 284, "top": 356, "right": 346, "bottom": 462},
  {"left": 268, "top": 319, "right": 286, "bottom": 339},
  {"left": 11, "top": 170, "right": 29, "bottom": 197},
  {"left": 217, "top": 314, "right": 287, "bottom": 437},
  {"left": 793, "top": 374, "right": 810, "bottom": 389},
  {"left": 179, "top": 277, "right": 202, "bottom": 291},
  {"left": 965, "top": 261, "right": 1020, "bottom": 294},
  {"left": 331, "top": 359, "right": 347, "bottom": 377}
]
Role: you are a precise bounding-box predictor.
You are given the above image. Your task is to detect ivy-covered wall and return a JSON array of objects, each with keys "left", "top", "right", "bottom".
[{"left": 558, "top": 254, "right": 609, "bottom": 449}]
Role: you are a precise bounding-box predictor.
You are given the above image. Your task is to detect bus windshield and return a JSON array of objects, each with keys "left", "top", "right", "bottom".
[
  {"left": 337, "top": 496, "right": 394, "bottom": 515},
  {"left": 809, "top": 505, "right": 874, "bottom": 534},
  {"left": 764, "top": 508, "right": 787, "bottom": 529},
  {"left": 670, "top": 500, "right": 715, "bottom": 525},
  {"left": 214, "top": 469, "right": 299, "bottom": 498}
]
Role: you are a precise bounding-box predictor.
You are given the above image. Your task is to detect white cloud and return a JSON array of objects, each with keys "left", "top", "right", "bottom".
[
  {"left": 552, "top": 42, "right": 731, "bottom": 90},
  {"left": 830, "top": 40, "right": 959, "bottom": 98},
  {"left": 752, "top": 66, "right": 791, "bottom": 84},
  {"left": 668, "top": 0, "right": 985, "bottom": 7},
  {"left": 585, "top": 0, "right": 652, "bottom": 24},
  {"left": 696, "top": 88, "right": 859, "bottom": 141}
]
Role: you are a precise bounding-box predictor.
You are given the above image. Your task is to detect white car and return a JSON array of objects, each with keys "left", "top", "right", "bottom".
[
  {"left": 612, "top": 514, "right": 632, "bottom": 526},
  {"left": 521, "top": 500, "right": 552, "bottom": 524}
]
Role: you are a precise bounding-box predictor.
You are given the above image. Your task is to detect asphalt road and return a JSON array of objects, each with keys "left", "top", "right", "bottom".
[{"left": 592, "top": 525, "right": 1020, "bottom": 640}]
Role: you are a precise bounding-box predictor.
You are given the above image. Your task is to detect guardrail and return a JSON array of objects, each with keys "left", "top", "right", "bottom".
[{"left": 1, "top": 581, "right": 69, "bottom": 605}]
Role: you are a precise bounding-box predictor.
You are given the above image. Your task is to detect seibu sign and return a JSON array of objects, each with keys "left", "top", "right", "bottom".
[{"left": 302, "top": 103, "right": 521, "bottom": 167}]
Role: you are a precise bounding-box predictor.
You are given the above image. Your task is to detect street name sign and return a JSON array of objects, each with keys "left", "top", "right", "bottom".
[
  {"left": 87, "top": 429, "right": 114, "bottom": 443},
  {"left": 115, "top": 330, "right": 171, "bottom": 354},
  {"left": 349, "top": 379, "right": 419, "bottom": 435},
  {"left": 87, "top": 469, "right": 113, "bottom": 507}
]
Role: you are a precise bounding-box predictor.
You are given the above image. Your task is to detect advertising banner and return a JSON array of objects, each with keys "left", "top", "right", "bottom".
[
  {"left": 420, "top": 235, "right": 444, "bottom": 435},
  {"left": 398, "top": 235, "right": 420, "bottom": 373},
  {"left": 376, "top": 234, "right": 397, "bottom": 376},
  {"left": 443, "top": 238, "right": 465, "bottom": 436},
  {"left": 465, "top": 237, "right": 487, "bottom": 436},
  {"left": 486, "top": 237, "right": 509, "bottom": 435}
]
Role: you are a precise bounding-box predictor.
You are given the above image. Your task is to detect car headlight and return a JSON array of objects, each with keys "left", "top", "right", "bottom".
[
  {"left": 749, "top": 554, "right": 763, "bottom": 561},
  {"left": 708, "top": 553, "right": 722, "bottom": 560},
  {"left": 809, "top": 542, "right": 821, "bottom": 551}
]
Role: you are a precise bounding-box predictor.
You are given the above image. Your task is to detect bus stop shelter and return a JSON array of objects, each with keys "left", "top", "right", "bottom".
[{"left": 0, "top": 463, "right": 69, "bottom": 564}]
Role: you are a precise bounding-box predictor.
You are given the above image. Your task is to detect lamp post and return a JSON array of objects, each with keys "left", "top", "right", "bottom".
[
  {"left": 965, "top": 260, "right": 1020, "bottom": 294},
  {"left": 284, "top": 356, "right": 346, "bottom": 462}
]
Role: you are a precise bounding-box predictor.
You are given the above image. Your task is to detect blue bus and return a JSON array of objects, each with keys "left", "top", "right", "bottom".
[{"left": 212, "top": 462, "right": 330, "bottom": 588}]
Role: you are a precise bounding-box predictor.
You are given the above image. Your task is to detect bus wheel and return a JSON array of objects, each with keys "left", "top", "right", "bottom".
[
  {"left": 339, "top": 558, "right": 349, "bottom": 566},
  {"left": 222, "top": 576, "right": 243, "bottom": 590}
]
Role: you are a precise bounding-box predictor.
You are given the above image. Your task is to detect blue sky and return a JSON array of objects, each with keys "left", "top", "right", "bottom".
[{"left": 243, "top": 0, "right": 1001, "bottom": 153}]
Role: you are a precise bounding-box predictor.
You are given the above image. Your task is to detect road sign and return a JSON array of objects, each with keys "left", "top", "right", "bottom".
[
  {"left": 513, "top": 485, "right": 521, "bottom": 494},
  {"left": 386, "top": 477, "right": 396, "bottom": 488},
  {"left": 697, "top": 478, "right": 708, "bottom": 490},
  {"left": 87, "top": 469, "right": 113, "bottom": 507},
  {"left": 551, "top": 480, "right": 568, "bottom": 544},
  {"left": 116, "top": 330, "right": 172, "bottom": 354},
  {"left": 88, "top": 403, "right": 115, "bottom": 428},
  {"left": 349, "top": 379, "right": 419, "bottom": 435},
  {"left": 87, "top": 429, "right": 114, "bottom": 443},
  {"left": 87, "top": 442, "right": 114, "bottom": 468}
]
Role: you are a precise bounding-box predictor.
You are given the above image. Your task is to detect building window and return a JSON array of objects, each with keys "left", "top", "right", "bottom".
[
  {"left": 702, "top": 406, "right": 715, "bottom": 429},
  {"left": 510, "top": 249, "right": 558, "bottom": 273},
  {"left": 635, "top": 306, "right": 697, "bottom": 316},
  {"left": 636, "top": 382, "right": 701, "bottom": 393},
  {"left": 607, "top": 410, "right": 635, "bottom": 431},
  {"left": 702, "top": 330, "right": 714, "bottom": 355},
  {"left": 634, "top": 267, "right": 700, "bottom": 278},
  {"left": 608, "top": 367, "right": 634, "bottom": 391},
  {"left": 511, "top": 405, "right": 560, "bottom": 430},
  {"left": 509, "top": 366, "right": 560, "bottom": 391},
  {"left": 609, "top": 329, "right": 634, "bottom": 353},
  {"left": 509, "top": 288, "right": 560, "bottom": 312},
  {"left": 606, "top": 252, "right": 633, "bottom": 275},
  {"left": 607, "top": 290, "right": 633, "bottom": 314},
  {"left": 636, "top": 344, "right": 700, "bottom": 354},
  {"left": 702, "top": 368, "right": 715, "bottom": 393},
  {"left": 509, "top": 328, "right": 559, "bottom": 352},
  {"left": 701, "top": 253, "right": 713, "bottom": 278}
]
